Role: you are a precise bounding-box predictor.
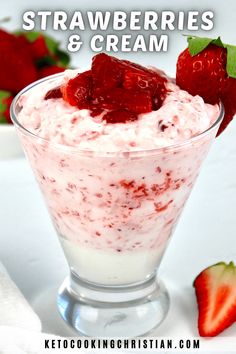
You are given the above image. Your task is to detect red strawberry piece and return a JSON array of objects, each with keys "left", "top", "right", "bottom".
[
  {"left": 31, "top": 35, "right": 49, "bottom": 59},
  {"left": 94, "top": 88, "right": 152, "bottom": 114},
  {"left": 0, "top": 29, "right": 37, "bottom": 93},
  {"left": 45, "top": 86, "right": 62, "bottom": 100},
  {"left": 0, "top": 90, "right": 14, "bottom": 124},
  {"left": 124, "top": 69, "right": 167, "bottom": 110},
  {"left": 194, "top": 261, "right": 236, "bottom": 337},
  {"left": 38, "top": 65, "right": 65, "bottom": 79},
  {"left": 92, "top": 53, "right": 166, "bottom": 112},
  {"left": 60, "top": 53, "right": 166, "bottom": 120},
  {"left": 89, "top": 107, "right": 104, "bottom": 117},
  {"left": 91, "top": 53, "right": 166, "bottom": 94},
  {"left": 91, "top": 53, "right": 149, "bottom": 89},
  {"left": 62, "top": 70, "right": 93, "bottom": 108},
  {"left": 122, "top": 59, "right": 158, "bottom": 74},
  {"left": 123, "top": 69, "right": 163, "bottom": 91},
  {"left": 103, "top": 110, "right": 137, "bottom": 123},
  {"left": 176, "top": 38, "right": 236, "bottom": 135},
  {"left": 91, "top": 53, "right": 123, "bottom": 90}
]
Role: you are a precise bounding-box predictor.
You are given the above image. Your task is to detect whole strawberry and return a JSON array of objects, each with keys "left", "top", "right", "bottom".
[
  {"left": 15, "top": 31, "right": 70, "bottom": 73},
  {"left": 30, "top": 34, "right": 49, "bottom": 60},
  {"left": 176, "top": 36, "right": 236, "bottom": 135},
  {"left": 38, "top": 65, "right": 65, "bottom": 79},
  {"left": 0, "top": 29, "right": 37, "bottom": 93}
]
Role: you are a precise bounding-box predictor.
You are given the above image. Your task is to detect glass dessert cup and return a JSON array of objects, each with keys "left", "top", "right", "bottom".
[{"left": 11, "top": 75, "right": 224, "bottom": 337}]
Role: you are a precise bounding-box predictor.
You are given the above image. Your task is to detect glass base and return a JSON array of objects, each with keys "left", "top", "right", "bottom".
[{"left": 57, "top": 271, "right": 170, "bottom": 337}]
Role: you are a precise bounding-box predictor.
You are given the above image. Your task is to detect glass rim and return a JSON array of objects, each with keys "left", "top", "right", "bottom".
[{"left": 10, "top": 73, "right": 224, "bottom": 157}]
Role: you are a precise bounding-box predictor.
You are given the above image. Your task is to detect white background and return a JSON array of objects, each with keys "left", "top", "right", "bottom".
[{"left": 1, "top": 0, "right": 236, "bottom": 350}]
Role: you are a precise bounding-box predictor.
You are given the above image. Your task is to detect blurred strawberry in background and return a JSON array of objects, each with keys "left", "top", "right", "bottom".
[{"left": 0, "top": 28, "right": 70, "bottom": 124}]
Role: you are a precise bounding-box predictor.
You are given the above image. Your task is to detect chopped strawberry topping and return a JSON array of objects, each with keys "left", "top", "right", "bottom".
[
  {"left": 90, "top": 107, "right": 104, "bottom": 117},
  {"left": 94, "top": 88, "right": 152, "bottom": 113},
  {"left": 61, "top": 70, "right": 93, "bottom": 108},
  {"left": 123, "top": 69, "right": 167, "bottom": 110},
  {"left": 123, "top": 69, "right": 158, "bottom": 91},
  {"left": 50, "top": 53, "right": 168, "bottom": 124},
  {"left": 92, "top": 53, "right": 123, "bottom": 90},
  {"left": 103, "top": 110, "right": 137, "bottom": 124},
  {"left": 45, "top": 87, "right": 62, "bottom": 100}
]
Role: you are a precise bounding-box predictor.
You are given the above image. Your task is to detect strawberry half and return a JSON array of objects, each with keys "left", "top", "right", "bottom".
[
  {"left": 176, "top": 36, "right": 236, "bottom": 135},
  {"left": 194, "top": 261, "right": 236, "bottom": 337}
]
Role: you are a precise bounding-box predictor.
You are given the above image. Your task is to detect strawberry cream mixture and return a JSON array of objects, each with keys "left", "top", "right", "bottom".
[
  {"left": 16, "top": 54, "right": 220, "bottom": 285},
  {"left": 19, "top": 73, "right": 218, "bottom": 151}
]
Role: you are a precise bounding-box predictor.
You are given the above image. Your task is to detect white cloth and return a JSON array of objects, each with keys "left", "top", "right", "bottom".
[
  {"left": 0, "top": 263, "right": 124, "bottom": 354},
  {"left": 0, "top": 263, "right": 63, "bottom": 354},
  {"left": 0, "top": 263, "right": 41, "bottom": 332}
]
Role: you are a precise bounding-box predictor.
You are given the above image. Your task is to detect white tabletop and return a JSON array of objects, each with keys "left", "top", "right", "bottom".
[{"left": 1, "top": 120, "right": 236, "bottom": 350}]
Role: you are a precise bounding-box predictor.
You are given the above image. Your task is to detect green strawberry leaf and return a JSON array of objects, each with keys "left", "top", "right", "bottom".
[
  {"left": 186, "top": 35, "right": 236, "bottom": 78},
  {"left": 15, "top": 31, "right": 60, "bottom": 55},
  {"left": 0, "top": 90, "right": 10, "bottom": 113},
  {"left": 0, "top": 90, "right": 11, "bottom": 124},
  {"left": 212, "top": 37, "right": 224, "bottom": 48},
  {"left": 225, "top": 45, "right": 236, "bottom": 79},
  {"left": 24, "top": 31, "right": 41, "bottom": 42},
  {"left": 187, "top": 36, "right": 213, "bottom": 56},
  {"left": 55, "top": 48, "right": 70, "bottom": 67},
  {"left": 0, "top": 90, "right": 10, "bottom": 100},
  {"left": 14, "top": 30, "right": 41, "bottom": 42},
  {"left": 15, "top": 30, "right": 71, "bottom": 68},
  {"left": 36, "top": 56, "right": 57, "bottom": 68},
  {"left": 37, "top": 50, "right": 70, "bottom": 68},
  {"left": 187, "top": 36, "right": 225, "bottom": 56},
  {"left": 0, "top": 114, "right": 7, "bottom": 124},
  {"left": 44, "top": 35, "right": 59, "bottom": 55}
]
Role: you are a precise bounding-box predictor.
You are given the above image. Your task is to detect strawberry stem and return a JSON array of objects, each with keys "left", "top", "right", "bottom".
[{"left": 0, "top": 17, "right": 11, "bottom": 24}]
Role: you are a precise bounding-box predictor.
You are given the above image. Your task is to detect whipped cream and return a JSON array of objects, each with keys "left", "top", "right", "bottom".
[{"left": 18, "top": 70, "right": 219, "bottom": 152}]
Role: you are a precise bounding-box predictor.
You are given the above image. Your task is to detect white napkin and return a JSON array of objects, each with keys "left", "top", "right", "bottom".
[
  {"left": 0, "top": 263, "right": 122, "bottom": 354},
  {"left": 0, "top": 263, "right": 41, "bottom": 332},
  {"left": 0, "top": 262, "right": 64, "bottom": 354}
]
